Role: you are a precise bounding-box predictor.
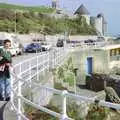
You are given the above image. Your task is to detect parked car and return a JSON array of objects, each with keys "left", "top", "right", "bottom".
[
  {"left": 41, "top": 43, "right": 52, "bottom": 51},
  {"left": 56, "top": 39, "right": 64, "bottom": 47},
  {"left": 84, "top": 39, "right": 94, "bottom": 43},
  {"left": 25, "top": 43, "right": 42, "bottom": 53}
]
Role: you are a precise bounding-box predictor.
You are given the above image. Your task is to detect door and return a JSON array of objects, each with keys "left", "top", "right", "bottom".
[{"left": 86, "top": 57, "right": 93, "bottom": 74}]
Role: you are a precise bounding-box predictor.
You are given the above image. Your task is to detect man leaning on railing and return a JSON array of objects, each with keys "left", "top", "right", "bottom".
[{"left": 0, "top": 39, "right": 12, "bottom": 101}]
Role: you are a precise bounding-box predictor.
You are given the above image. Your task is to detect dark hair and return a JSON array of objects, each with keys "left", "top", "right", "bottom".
[{"left": 4, "top": 39, "right": 11, "bottom": 44}]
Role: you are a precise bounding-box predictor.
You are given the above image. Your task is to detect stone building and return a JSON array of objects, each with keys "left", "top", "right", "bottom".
[
  {"left": 74, "top": 4, "right": 107, "bottom": 36},
  {"left": 74, "top": 4, "right": 90, "bottom": 25}
]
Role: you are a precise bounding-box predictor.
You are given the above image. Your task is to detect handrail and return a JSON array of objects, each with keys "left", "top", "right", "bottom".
[
  {"left": 29, "top": 82, "right": 120, "bottom": 110},
  {"left": 10, "top": 48, "right": 69, "bottom": 120},
  {"left": 11, "top": 70, "right": 120, "bottom": 110},
  {"left": 10, "top": 70, "right": 120, "bottom": 120}
]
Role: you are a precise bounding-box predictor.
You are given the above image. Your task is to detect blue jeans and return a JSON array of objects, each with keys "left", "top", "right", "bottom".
[{"left": 0, "top": 77, "right": 11, "bottom": 98}]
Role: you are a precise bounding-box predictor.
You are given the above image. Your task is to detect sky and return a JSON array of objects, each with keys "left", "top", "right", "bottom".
[{"left": 0, "top": 0, "right": 120, "bottom": 36}]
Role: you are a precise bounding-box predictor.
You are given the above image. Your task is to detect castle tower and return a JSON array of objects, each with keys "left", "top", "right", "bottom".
[
  {"left": 52, "top": 0, "right": 59, "bottom": 9},
  {"left": 95, "top": 13, "right": 107, "bottom": 36},
  {"left": 74, "top": 4, "right": 90, "bottom": 25}
]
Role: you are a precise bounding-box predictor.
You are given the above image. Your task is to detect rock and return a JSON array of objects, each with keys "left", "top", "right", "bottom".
[{"left": 105, "top": 87, "right": 120, "bottom": 104}]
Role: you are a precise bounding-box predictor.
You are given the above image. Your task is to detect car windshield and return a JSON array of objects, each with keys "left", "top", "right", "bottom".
[
  {"left": 30, "top": 43, "right": 36, "bottom": 46},
  {"left": 0, "top": 40, "right": 4, "bottom": 46}
]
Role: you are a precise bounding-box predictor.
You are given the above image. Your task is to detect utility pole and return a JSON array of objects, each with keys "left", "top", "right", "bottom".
[{"left": 14, "top": 10, "right": 17, "bottom": 33}]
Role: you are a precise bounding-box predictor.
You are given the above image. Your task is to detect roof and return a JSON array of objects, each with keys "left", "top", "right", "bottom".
[
  {"left": 97, "top": 13, "right": 107, "bottom": 24},
  {"left": 74, "top": 4, "right": 90, "bottom": 15},
  {"left": 97, "top": 13, "right": 104, "bottom": 18},
  {"left": 101, "top": 44, "right": 120, "bottom": 50}
]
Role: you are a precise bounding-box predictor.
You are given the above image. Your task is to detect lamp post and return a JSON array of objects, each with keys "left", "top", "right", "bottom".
[{"left": 73, "top": 67, "right": 78, "bottom": 94}]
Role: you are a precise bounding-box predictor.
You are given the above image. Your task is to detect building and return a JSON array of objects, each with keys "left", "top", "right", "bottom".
[
  {"left": 52, "top": 0, "right": 59, "bottom": 9},
  {"left": 74, "top": 4, "right": 90, "bottom": 25},
  {"left": 94, "top": 13, "right": 107, "bottom": 36},
  {"left": 77, "top": 44, "right": 120, "bottom": 83},
  {"left": 74, "top": 4, "right": 107, "bottom": 36}
]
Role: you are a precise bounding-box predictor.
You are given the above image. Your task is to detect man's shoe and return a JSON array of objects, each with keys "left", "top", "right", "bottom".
[
  {"left": 5, "top": 97, "right": 10, "bottom": 101},
  {"left": 0, "top": 96, "right": 4, "bottom": 101}
]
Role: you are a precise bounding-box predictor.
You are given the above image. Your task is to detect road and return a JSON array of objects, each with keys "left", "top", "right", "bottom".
[
  {"left": 13, "top": 52, "right": 43, "bottom": 65},
  {"left": 12, "top": 47, "right": 61, "bottom": 65}
]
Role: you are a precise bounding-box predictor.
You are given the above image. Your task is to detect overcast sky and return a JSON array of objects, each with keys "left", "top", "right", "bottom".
[{"left": 0, "top": 0, "right": 120, "bottom": 36}]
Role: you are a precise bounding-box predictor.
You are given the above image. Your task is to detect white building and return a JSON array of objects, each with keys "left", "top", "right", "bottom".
[{"left": 93, "top": 13, "right": 107, "bottom": 36}]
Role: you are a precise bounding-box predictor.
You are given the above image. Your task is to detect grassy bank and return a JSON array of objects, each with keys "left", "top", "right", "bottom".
[
  {"left": 0, "top": 3, "right": 55, "bottom": 13},
  {"left": 0, "top": 3, "right": 97, "bottom": 35}
]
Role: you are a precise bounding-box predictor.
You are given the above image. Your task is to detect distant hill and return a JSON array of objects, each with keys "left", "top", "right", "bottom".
[
  {"left": 0, "top": 3, "right": 55, "bottom": 13},
  {"left": 0, "top": 3, "right": 97, "bottom": 35}
]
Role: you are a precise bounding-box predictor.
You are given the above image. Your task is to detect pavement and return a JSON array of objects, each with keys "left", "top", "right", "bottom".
[{"left": 0, "top": 101, "right": 17, "bottom": 120}]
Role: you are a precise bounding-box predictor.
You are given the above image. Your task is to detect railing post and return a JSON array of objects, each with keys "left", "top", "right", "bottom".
[
  {"left": 37, "top": 56, "right": 39, "bottom": 81},
  {"left": 53, "top": 49, "right": 55, "bottom": 68},
  {"left": 18, "top": 63, "right": 22, "bottom": 120},
  {"left": 10, "top": 67, "right": 14, "bottom": 106},
  {"left": 48, "top": 52, "right": 50, "bottom": 71},
  {"left": 29, "top": 60, "right": 32, "bottom": 87},
  {"left": 61, "top": 90, "right": 68, "bottom": 120},
  {"left": 49, "top": 50, "right": 52, "bottom": 69},
  {"left": 43, "top": 53, "right": 45, "bottom": 76},
  {"left": 74, "top": 74, "right": 76, "bottom": 94}
]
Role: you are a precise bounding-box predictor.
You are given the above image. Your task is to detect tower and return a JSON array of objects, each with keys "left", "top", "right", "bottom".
[
  {"left": 74, "top": 4, "right": 90, "bottom": 25},
  {"left": 94, "top": 13, "right": 107, "bottom": 36},
  {"left": 52, "top": 0, "right": 59, "bottom": 9}
]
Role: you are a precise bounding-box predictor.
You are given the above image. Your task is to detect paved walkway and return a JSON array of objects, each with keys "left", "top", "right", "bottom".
[{"left": 0, "top": 101, "right": 17, "bottom": 120}]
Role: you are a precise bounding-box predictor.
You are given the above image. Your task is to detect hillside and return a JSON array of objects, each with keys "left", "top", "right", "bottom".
[
  {"left": 0, "top": 3, "right": 55, "bottom": 13},
  {"left": 0, "top": 3, "right": 97, "bottom": 35}
]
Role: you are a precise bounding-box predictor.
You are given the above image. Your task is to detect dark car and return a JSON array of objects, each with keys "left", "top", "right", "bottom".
[
  {"left": 56, "top": 39, "right": 64, "bottom": 47},
  {"left": 25, "top": 43, "right": 42, "bottom": 53},
  {"left": 84, "top": 39, "right": 94, "bottom": 43}
]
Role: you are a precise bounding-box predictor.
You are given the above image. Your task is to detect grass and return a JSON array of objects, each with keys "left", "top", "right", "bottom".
[
  {"left": 54, "top": 82, "right": 68, "bottom": 90},
  {"left": 24, "top": 98, "right": 120, "bottom": 120},
  {"left": 0, "top": 3, "right": 55, "bottom": 13},
  {"left": 24, "top": 104, "right": 59, "bottom": 120}
]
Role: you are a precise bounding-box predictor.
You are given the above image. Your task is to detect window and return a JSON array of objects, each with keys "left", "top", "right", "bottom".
[{"left": 119, "top": 49, "right": 120, "bottom": 55}]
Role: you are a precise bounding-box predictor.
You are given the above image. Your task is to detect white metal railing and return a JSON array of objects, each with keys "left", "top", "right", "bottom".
[
  {"left": 10, "top": 47, "right": 69, "bottom": 120},
  {"left": 11, "top": 72, "right": 120, "bottom": 120},
  {"left": 9, "top": 47, "right": 120, "bottom": 120}
]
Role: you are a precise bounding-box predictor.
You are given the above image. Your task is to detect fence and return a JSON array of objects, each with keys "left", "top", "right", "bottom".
[{"left": 10, "top": 47, "right": 120, "bottom": 120}]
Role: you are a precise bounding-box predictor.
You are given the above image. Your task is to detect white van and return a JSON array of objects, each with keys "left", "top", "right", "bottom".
[{"left": 0, "top": 32, "right": 23, "bottom": 56}]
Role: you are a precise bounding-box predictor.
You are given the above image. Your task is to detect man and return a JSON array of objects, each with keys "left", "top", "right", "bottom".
[{"left": 0, "top": 39, "right": 12, "bottom": 101}]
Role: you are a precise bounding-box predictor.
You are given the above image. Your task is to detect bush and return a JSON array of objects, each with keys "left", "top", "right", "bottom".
[
  {"left": 0, "top": 7, "right": 97, "bottom": 35},
  {"left": 86, "top": 104, "right": 109, "bottom": 120},
  {"left": 25, "top": 104, "right": 59, "bottom": 120}
]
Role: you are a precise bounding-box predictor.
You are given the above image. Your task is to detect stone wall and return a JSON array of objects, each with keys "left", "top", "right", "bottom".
[{"left": 86, "top": 73, "right": 120, "bottom": 97}]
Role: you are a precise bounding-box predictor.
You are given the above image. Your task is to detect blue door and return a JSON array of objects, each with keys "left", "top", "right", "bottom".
[{"left": 86, "top": 57, "right": 93, "bottom": 74}]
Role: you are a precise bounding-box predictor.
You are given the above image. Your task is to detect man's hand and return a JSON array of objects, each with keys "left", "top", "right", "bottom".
[
  {"left": 6, "top": 63, "right": 11, "bottom": 67},
  {"left": 0, "top": 56, "right": 3, "bottom": 61}
]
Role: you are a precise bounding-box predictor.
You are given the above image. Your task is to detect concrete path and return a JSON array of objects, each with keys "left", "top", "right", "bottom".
[{"left": 0, "top": 101, "right": 17, "bottom": 120}]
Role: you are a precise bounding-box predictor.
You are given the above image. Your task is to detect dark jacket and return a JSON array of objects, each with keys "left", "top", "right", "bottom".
[{"left": 0, "top": 48, "right": 12, "bottom": 78}]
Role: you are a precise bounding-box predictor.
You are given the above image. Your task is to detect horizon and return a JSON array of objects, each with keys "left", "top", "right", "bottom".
[{"left": 0, "top": 0, "right": 120, "bottom": 36}]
